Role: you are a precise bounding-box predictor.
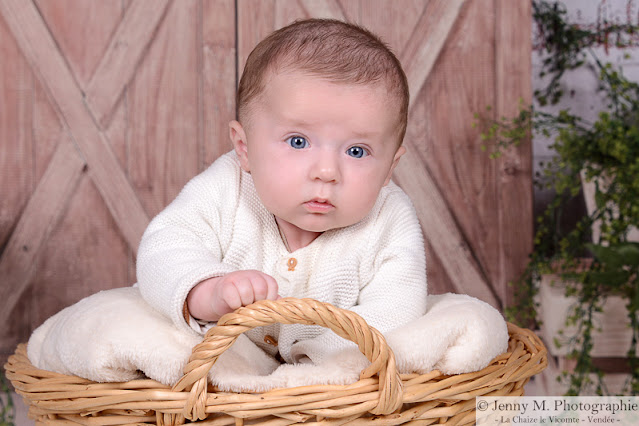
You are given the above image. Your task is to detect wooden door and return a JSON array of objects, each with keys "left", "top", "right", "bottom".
[{"left": 0, "top": 0, "right": 532, "bottom": 363}]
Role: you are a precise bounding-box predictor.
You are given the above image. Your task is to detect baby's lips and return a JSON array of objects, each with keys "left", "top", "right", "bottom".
[{"left": 309, "top": 197, "right": 333, "bottom": 206}]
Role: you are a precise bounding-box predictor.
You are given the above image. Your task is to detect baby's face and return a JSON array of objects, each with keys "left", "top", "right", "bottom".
[{"left": 231, "top": 70, "right": 405, "bottom": 234}]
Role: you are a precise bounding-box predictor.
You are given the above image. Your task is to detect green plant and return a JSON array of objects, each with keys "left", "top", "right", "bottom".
[
  {"left": 476, "top": 0, "right": 639, "bottom": 395},
  {"left": 558, "top": 243, "right": 639, "bottom": 395},
  {"left": 0, "top": 373, "right": 15, "bottom": 426}
]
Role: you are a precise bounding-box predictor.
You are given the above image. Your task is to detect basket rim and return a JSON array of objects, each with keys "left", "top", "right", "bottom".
[{"left": 5, "top": 322, "right": 547, "bottom": 425}]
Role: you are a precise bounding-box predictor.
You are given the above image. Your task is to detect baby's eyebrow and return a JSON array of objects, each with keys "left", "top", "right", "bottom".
[
  {"left": 283, "top": 118, "right": 313, "bottom": 129},
  {"left": 278, "top": 115, "right": 380, "bottom": 140},
  {"left": 349, "top": 129, "right": 379, "bottom": 140}
]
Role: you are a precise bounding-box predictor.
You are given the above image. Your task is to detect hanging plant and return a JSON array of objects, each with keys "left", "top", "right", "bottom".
[{"left": 475, "top": 0, "right": 639, "bottom": 395}]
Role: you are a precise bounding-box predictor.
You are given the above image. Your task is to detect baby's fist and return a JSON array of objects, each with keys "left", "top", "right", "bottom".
[
  {"left": 214, "top": 270, "right": 279, "bottom": 312},
  {"left": 187, "top": 270, "right": 279, "bottom": 321}
]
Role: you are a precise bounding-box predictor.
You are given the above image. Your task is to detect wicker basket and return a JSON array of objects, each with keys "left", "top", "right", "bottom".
[{"left": 5, "top": 298, "right": 547, "bottom": 425}]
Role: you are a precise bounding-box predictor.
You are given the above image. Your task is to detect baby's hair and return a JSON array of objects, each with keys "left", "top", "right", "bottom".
[{"left": 237, "top": 18, "right": 409, "bottom": 144}]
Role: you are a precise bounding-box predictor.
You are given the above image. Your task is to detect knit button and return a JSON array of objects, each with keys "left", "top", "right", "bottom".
[
  {"left": 287, "top": 258, "right": 297, "bottom": 271},
  {"left": 264, "top": 335, "right": 278, "bottom": 346}
]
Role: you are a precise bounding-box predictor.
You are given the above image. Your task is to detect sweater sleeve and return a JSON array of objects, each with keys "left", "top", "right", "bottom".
[
  {"left": 290, "top": 186, "right": 428, "bottom": 364},
  {"left": 136, "top": 154, "right": 240, "bottom": 334}
]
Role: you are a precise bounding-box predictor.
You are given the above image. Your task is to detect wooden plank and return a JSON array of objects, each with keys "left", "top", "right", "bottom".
[
  {"left": 0, "top": 141, "right": 84, "bottom": 327},
  {"left": 417, "top": 0, "right": 500, "bottom": 300},
  {"left": 397, "top": 1, "right": 501, "bottom": 306},
  {"left": 0, "top": 11, "right": 33, "bottom": 249},
  {"left": 394, "top": 1, "right": 500, "bottom": 306},
  {"left": 202, "top": 0, "right": 236, "bottom": 166},
  {"left": 103, "top": 90, "right": 135, "bottom": 284},
  {"left": 0, "top": 8, "right": 36, "bottom": 354},
  {"left": 237, "top": 0, "right": 275, "bottom": 77},
  {"left": 0, "top": 0, "right": 150, "bottom": 251},
  {"left": 495, "top": 0, "right": 533, "bottom": 306},
  {"left": 128, "top": 0, "right": 200, "bottom": 216},
  {"left": 400, "top": 0, "right": 466, "bottom": 109},
  {"left": 298, "top": 0, "right": 346, "bottom": 20},
  {"left": 85, "top": 0, "right": 171, "bottom": 127}
]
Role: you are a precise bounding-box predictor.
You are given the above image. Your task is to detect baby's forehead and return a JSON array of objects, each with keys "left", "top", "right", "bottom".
[
  {"left": 249, "top": 73, "right": 397, "bottom": 127},
  {"left": 262, "top": 67, "right": 397, "bottom": 102}
]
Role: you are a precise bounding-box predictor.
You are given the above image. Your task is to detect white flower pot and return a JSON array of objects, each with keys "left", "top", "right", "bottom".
[
  {"left": 537, "top": 273, "right": 636, "bottom": 358},
  {"left": 534, "top": 274, "right": 636, "bottom": 395}
]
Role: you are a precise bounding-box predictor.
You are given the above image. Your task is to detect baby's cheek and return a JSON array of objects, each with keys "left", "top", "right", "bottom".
[{"left": 343, "top": 189, "right": 379, "bottom": 223}]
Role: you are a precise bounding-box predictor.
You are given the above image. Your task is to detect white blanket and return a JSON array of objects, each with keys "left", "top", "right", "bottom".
[{"left": 28, "top": 288, "right": 508, "bottom": 392}]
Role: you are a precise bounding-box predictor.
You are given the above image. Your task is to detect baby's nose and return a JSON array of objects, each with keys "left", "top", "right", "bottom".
[{"left": 311, "top": 152, "right": 340, "bottom": 183}]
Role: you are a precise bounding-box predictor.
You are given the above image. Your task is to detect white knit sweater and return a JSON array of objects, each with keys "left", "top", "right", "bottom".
[{"left": 137, "top": 151, "right": 427, "bottom": 364}]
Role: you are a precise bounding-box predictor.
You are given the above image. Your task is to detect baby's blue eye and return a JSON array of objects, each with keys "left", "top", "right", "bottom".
[
  {"left": 287, "top": 136, "right": 308, "bottom": 149},
  {"left": 346, "top": 146, "right": 368, "bottom": 158}
]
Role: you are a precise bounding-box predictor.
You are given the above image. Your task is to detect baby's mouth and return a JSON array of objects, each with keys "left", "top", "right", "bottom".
[{"left": 304, "top": 198, "right": 335, "bottom": 212}]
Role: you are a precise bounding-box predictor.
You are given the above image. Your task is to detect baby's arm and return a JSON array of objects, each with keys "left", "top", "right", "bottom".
[{"left": 137, "top": 155, "right": 278, "bottom": 332}]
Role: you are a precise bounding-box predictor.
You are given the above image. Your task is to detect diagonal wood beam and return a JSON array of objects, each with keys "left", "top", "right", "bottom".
[
  {"left": 393, "top": 153, "right": 500, "bottom": 308},
  {"left": 401, "top": 0, "right": 466, "bottom": 109},
  {"left": 86, "top": 0, "right": 171, "bottom": 127},
  {"left": 0, "top": 0, "right": 170, "bottom": 324},
  {"left": 0, "top": 141, "right": 85, "bottom": 325}
]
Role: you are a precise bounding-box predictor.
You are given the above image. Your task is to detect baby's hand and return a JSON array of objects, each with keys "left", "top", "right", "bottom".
[{"left": 187, "top": 270, "right": 279, "bottom": 321}]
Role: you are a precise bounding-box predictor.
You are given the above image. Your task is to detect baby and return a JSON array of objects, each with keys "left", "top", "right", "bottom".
[{"left": 137, "top": 18, "right": 427, "bottom": 364}]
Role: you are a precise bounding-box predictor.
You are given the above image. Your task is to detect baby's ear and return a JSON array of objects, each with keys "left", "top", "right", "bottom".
[
  {"left": 384, "top": 145, "right": 406, "bottom": 186},
  {"left": 229, "top": 120, "right": 250, "bottom": 172}
]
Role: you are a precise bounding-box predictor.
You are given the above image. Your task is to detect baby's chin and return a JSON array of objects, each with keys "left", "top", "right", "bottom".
[
  {"left": 295, "top": 218, "right": 362, "bottom": 233},
  {"left": 276, "top": 210, "right": 369, "bottom": 234}
]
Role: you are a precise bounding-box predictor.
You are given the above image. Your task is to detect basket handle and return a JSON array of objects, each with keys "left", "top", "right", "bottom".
[{"left": 172, "top": 297, "right": 402, "bottom": 421}]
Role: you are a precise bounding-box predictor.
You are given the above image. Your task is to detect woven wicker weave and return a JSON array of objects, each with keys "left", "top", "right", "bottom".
[{"left": 5, "top": 297, "right": 547, "bottom": 425}]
